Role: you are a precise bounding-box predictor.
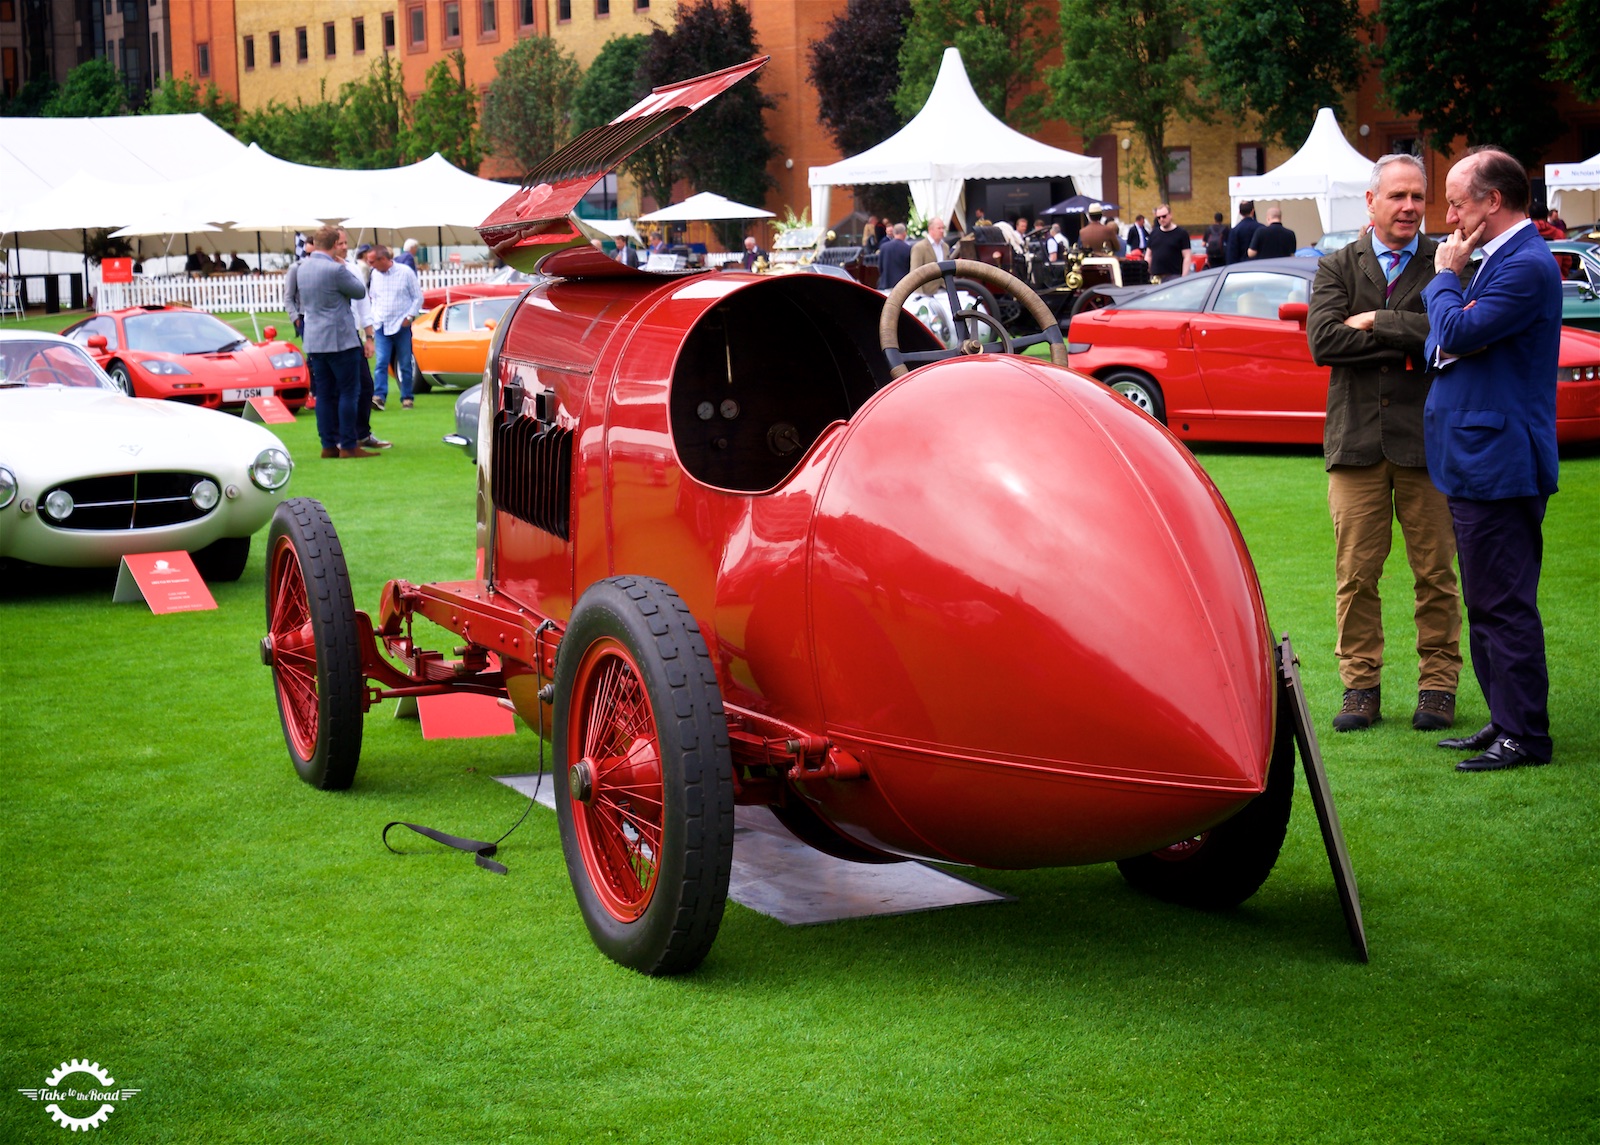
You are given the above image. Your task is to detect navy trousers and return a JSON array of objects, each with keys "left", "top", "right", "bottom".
[
  {"left": 1448, "top": 495, "right": 1552, "bottom": 760},
  {"left": 308, "top": 347, "right": 365, "bottom": 451}
]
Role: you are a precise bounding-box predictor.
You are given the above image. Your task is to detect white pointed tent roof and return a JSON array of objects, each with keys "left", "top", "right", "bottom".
[
  {"left": 639, "top": 190, "right": 775, "bottom": 222},
  {"left": 807, "top": 48, "right": 1102, "bottom": 229},
  {"left": 1228, "top": 107, "right": 1373, "bottom": 241},
  {"left": 1545, "top": 151, "right": 1600, "bottom": 226}
]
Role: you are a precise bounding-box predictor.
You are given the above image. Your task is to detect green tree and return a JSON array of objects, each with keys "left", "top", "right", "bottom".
[
  {"left": 237, "top": 91, "right": 343, "bottom": 167},
  {"left": 333, "top": 52, "right": 410, "bottom": 168},
  {"left": 1049, "top": 0, "right": 1212, "bottom": 202},
  {"left": 1, "top": 73, "right": 57, "bottom": 116},
  {"left": 809, "top": 0, "right": 913, "bottom": 218},
  {"left": 641, "top": 0, "right": 776, "bottom": 216},
  {"left": 42, "top": 58, "right": 128, "bottom": 117},
  {"left": 407, "top": 50, "right": 483, "bottom": 172},
  {"left": 1547, "top": 0, "right": 1600, "bottom": 103},
  {"left": 1195, "top": 0, "right": 1367, "bottom": 150},
  {"left": 569, "top": 34, "right": 680, "bottom": 211},
  {"left": 143, "top": 73, "right": 242, "bottom": 135},
  {"left": 894, "top": 0, "right": 1051, "bottom": 131},
  {"left": 1377, "top": 0, "right": 1560, "bottom": 162},
  {"left": 482, "top": 35, "right": 582, "bottom": 174}
]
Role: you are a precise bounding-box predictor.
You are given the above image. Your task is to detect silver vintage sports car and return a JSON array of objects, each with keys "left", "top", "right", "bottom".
[{"left": 0, "top": 331, "right": 294, "bottom": 580}]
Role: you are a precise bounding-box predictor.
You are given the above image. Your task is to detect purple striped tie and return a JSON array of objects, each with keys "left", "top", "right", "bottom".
[{"left": 1384, "top": 250, "right": 1403, "bottom": 299}]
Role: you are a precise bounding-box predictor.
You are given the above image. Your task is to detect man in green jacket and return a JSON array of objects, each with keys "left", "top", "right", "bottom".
[{"left": 1307, "top": 153, "right": 1461, "bottom": 734}]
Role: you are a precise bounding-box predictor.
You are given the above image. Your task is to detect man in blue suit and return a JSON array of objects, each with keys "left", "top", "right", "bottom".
[{"left": 1422, "top": 148, "right": 1562, "bottom": 771}]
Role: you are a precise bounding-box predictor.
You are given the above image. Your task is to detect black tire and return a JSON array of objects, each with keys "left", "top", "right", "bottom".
[
  {"left": 1116, "top": 688, "right": 1295, "bottom": 909},
  {"left": 1103, "top": 369, "right": 1167, "bottom": 424},
  {"left": 552, "top": 576, "right": 735, "bottom": 975},
  {"left": 108, "top": 361, "right": 136, "bottom": 397},
  {"left": 193, "top": 535, "right": 250, "bottom": 582},
  {"left": 263, "top": 498, "right": 364, "bottom": 790},
  {"left": 1069, "top": 288, "right": 1114, "bottom": 318},
  {"left": 411, "top": 361, "right": 432, "bottom": 394}
]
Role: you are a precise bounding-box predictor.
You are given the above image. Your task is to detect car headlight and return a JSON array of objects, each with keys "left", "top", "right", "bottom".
[
  {"left": 269, "top": 350, "right": 305, "bottom": 369},
  {"left": 191, "top": 478, "right": 221, "bottom": 511},
  {"left": 141, "top": 360, "right": 192, "bottom": 376},
  {"left": 0, "top": 467, "right": 16, "bottom": 510},
  {"left": 43, "top": 488, "right": 73, "bottom": 521},
  {"left": 249, "top": 448, "right": 293, "bottom": 491}
]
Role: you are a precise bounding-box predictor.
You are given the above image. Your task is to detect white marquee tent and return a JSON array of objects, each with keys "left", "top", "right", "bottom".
[
  {"left": 640, "top": 190, "right": 775, "bottom": 222},
  {"left": 808, "top": 48, "right": 1102, "bottom": 231},
  {"left": 1545, "top": 151, "right": 1600, "bottom": 227},
  {"left": 1228, "top": 107, "right": 1372, "bottom": 244}
]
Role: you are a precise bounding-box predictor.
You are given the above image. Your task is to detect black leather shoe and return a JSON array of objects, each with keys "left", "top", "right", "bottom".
[
  {"left": 1456, "top": 737, "right": 1550, "bottom": 772},
  {"left": 1438, "top": 723, "right": 1496, "bottom": 752}
]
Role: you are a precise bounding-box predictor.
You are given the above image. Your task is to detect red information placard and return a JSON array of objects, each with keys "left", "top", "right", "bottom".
[
  {"left": 417, "top": 693, "right": 518, "bottom": 739},
  {"left": 244, "top": 395, "right": 296, "bottom": 424},
  {"left": 112, "top": 550, "right": 217, "bottom": 613},
  {"left": 101, "top": 257, "right": 133, "bottom": 284}
]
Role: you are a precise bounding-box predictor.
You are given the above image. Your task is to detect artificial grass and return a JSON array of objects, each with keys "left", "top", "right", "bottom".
[{"left": 2, "top": 336, "right": 1598, "bottom": 1142}]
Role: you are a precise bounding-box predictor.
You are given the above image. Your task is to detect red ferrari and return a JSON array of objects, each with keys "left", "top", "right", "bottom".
[
  {"left": 1067, "top": 257, "right": 1600, "bottom": 445},
  {"left": 62, "top": 306, "right": 310, "bottom": 412}
]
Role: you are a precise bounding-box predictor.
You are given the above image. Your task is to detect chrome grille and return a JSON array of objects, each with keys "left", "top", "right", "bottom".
[{"left": 41, "top": 472, "right": 216, "bottom": 531}]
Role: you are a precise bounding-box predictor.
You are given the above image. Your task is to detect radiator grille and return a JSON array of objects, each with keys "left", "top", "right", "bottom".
[
  {"left": 491, "top": 418, "right": 572, "bottom": 540},
  {"left": 41, "top": 472, "right": 216, "bottom": 531}
]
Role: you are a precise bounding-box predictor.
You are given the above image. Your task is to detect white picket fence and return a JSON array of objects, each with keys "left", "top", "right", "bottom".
[{"left": 96, "top": 266, "right": 492, "bottom": 315}]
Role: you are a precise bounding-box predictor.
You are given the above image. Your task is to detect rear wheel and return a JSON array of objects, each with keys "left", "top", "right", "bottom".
[
  {"left": 1116, "top": 691, "right": 1295, "bottom": 909},
  {"left": 193, "top": 535, "right": 249, "bottom": 582},
  {"left": 1103, "top": 369, "right": 1167, "bottom": 424},
  {"left": 262, "top": 498, "right": 364, "bottom": 790},
  {"left": 552, "top": 576, "right": 735, "bottom": 975},
  {"left": 411, "top": 361, "right": 432, "bottom": 394}
]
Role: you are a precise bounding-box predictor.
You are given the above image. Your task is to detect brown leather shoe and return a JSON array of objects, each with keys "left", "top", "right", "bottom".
[
  {"left": 339, "top": 447, "right": 381, "bottom": 458},
  {"left": 1333, "top": 686, "right": 1381, "bottom": 732},
  {"left": 320, "top": 447, "right": 339, "bottom": 458},
  {"left": 1413, "top": 689, "right": 1456, "bottom": 730}
]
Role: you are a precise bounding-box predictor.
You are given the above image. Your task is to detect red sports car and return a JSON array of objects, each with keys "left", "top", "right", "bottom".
[
  {"left": 62, "top": 306, "right": 310, "bottom": 412},
  {"left": 1067, "top": 257, "right": 1600, "bottom": 445}
]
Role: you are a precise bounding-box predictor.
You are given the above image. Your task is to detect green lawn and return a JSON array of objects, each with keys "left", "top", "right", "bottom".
[{"left": 2, "top": 321, "right": 1597, "bottom": 1142}]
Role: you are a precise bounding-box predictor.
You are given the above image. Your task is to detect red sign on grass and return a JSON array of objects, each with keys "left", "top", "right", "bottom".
[
  {"left": 112, "top": 550, "right": 217, "bottom": 613},
  {"left": 244, "top": 394, "right": 296, "bottom": 424},
  {"left": 417, "top": 693, "right": 517, "bottom": 739}
]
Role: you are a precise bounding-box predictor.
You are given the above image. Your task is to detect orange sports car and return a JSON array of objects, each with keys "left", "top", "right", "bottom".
[{"left": 409, "top": 293, "right": 519, "bottom": 392}]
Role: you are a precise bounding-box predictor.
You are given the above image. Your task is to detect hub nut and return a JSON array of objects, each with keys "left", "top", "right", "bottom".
[{"left": 569, "top": 759, "right": 594, "bottom": 804}]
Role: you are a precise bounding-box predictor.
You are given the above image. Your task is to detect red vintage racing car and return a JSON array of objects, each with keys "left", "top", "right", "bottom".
[{"left": 263, "top": 59, "right": 1360, "bottom": 975}]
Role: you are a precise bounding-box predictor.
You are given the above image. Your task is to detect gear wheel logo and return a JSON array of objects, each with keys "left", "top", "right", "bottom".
[{"left": 17, "top": 1059, "right": 140, "bottom": 1131}]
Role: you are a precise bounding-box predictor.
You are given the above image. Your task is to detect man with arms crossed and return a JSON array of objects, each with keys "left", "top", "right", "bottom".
[
  {"left": 1423, "top": 148, "right": 1562, "bottom": 771},
  {"left": 1308, "top": 154, "right": 1460, "bottom": 733}
]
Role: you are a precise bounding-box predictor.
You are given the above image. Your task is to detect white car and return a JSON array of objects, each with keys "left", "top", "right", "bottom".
[{"left": 0, "top": 331, "right": 294, "bottom": 580}]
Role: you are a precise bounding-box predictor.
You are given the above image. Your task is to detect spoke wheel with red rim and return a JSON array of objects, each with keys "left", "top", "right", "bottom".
[
  {"left": 553, "top": 577, "right": 734, "bottom": 975},
  {"left": 1115, "top": 685, "right": 1296, "bottom": 909},
  {"left": 263, "top": 498, "right": 364, "bottom": 790}
]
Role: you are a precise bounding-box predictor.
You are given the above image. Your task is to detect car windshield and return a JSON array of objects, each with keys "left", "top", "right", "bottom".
[
  {"left": 476, "top": 297, "right": 515, "bottom": 326},
  {"left": 0, "top": 340, "right": 116, "bottom": 389},
  {"left": 123, "top": 310, "right": 249, "bottom": 354}
]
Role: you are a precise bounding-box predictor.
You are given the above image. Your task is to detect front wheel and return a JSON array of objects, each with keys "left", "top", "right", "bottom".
[
  {"left": 1115, "top": 689, "right": 1295, "bottom": 909},
  {"left": 193, "top": 535, "right": 250, "bottom": 582},
  {"left": 552, "top": 576, "right": 735, "bottom": 975},
  {"left": 1102, "top": 369, "right": 1167, "bottom": 425},
  {"left": 108, "top": 361, "right": 136, "bottom": 397},
  {"left": 263, "top": 498, "right": 364, "bottom": 790}
]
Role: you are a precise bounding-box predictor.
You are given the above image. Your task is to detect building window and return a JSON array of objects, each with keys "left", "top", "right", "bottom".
[
  {"left": 557, "top": 0, "right": 571, "bottom": 21},
  {"left": 1237, "top": 145, "right": 1265, "bottom": 178},
  {"left": 0, "top": 1, "right": 15, "bottom": 21},
  {"left": 270, "top": 31, "right": 281, "bottom": 65},
  {"left": 443, "top": 1, "right": 461, "bottom": 42},
  {"left": 480, "top": 0, "right": 497, "bottom": 35},
  {"left": 596, "top": 0, "right": 609, "bottom": 15},
  {"left": 196, "top": 41, "right": 209, "bottom": 77},
  {"left": 518, "top": 0, "right": 535, "bottom": 28},
  {"left": 408, "top": 3, "right": 425, "bottom": 47},
  {"left": 353, "top": 16, "right": 366, "bottom": 52},
  {"left": 150, "top": 31, "right": 160, "bottom": 77},
  {"left": 3, "top": 48, "right": 18, "bottom": 101},
  {"left": 324, "top": 21, "right": 336, "bottom": 56},
  {"left": 636, "top": 0, "right": 649, "bottom": 9},
  {"left": 383, "top": 11, "right": 396, "bottom": 48},
  {"left": 1166, "top": 147, "right": 1192, "bottom": 198},
  {"left": 296, "top": 26, "right": 308, "bottom": 62},
  {"left": 1389, "top": 136, "right": 1422, "bottom": 157},
  {"left": 243, "top": 34, "right": 255, "bottom": 70}
]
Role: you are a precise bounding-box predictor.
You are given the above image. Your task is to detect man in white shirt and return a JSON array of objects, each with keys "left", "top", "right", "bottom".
[{"left": 365, "top": 244, "right": 424, "bottom": 410}]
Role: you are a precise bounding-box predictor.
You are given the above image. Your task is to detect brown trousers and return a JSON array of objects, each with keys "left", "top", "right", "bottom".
[{"left": 1328, "top": 461, "right": 1462, "bottom": 691}]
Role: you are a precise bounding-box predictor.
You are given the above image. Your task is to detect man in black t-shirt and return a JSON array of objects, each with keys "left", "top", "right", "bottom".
[
  {"left": 1146, "top": 204, "right": 1191, "bottom": 280},
  {"left": 1248, "top": 207, "right": 1298, "bottom": 258}
]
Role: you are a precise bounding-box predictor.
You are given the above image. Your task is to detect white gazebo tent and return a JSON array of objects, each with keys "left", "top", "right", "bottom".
[
  {"left": 807, "top": 48, "right": 1102, "bottom": 230},
  {"left": 1228, "top": 107, "right": 1371, "bottom": 245},
  {"left": 1545, "top": 152, "right": 1600, "bottom": 228},
  {"left": 639, "top": 191, "right": 776, "bottom": 222}
]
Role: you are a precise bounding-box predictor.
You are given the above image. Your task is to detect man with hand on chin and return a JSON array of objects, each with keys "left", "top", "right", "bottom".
[{"left": 1422, "top": 147, "right": 1562, "bottom": 772}]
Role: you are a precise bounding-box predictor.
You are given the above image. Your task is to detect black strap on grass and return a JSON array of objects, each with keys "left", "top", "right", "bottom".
[{"left": 381, "top": 620, "right": 555, "bottom": 876}]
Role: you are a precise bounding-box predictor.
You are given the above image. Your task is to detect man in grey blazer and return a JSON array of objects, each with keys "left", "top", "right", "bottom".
[
  {"left": 1308, "top": 154, "right": 1460, "bottom": 734},
  {"left": 299, "top": 226, "right": 374, "bottom": 458}
]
